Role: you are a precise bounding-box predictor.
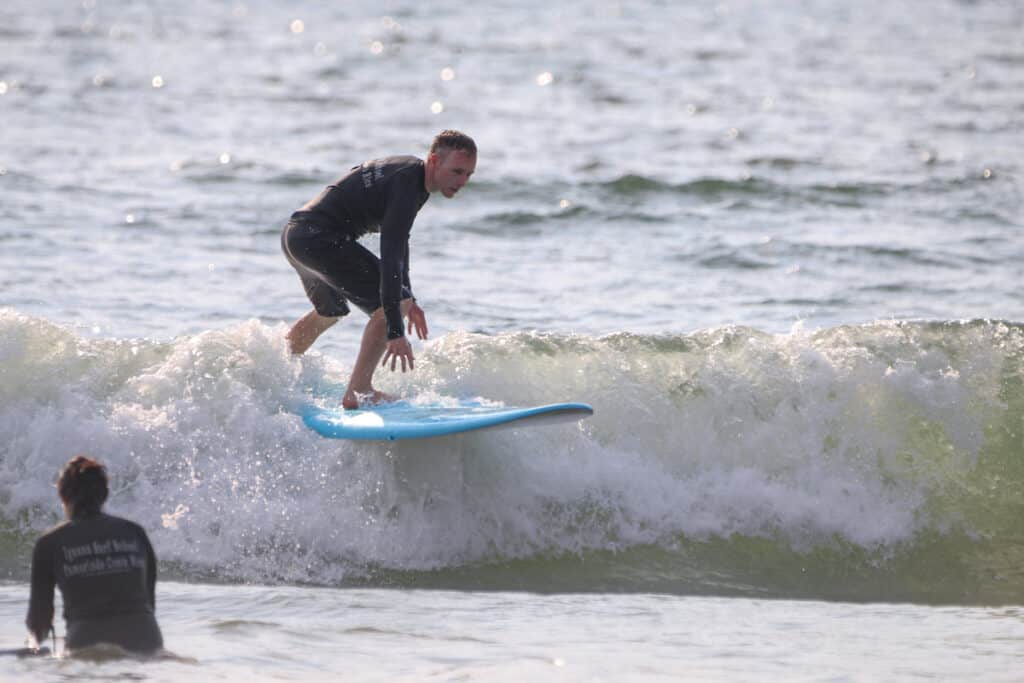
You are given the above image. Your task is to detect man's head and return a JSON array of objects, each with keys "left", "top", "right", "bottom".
[
  {"left": 425, "top": 130, "right": 476, "bottom": 198},
  {"left": 58, "top": 455, "right": 109, "bottom": 517}
]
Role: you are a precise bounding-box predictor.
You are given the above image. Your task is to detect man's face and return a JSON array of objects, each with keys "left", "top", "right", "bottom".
[{"left": 430, "top": 149, "right": 476, "bottom": 198}]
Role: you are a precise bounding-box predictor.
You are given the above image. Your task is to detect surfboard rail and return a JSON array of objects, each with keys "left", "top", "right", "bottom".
[{"left": 302, "top": 400, "right": 594, "bottom": 441}]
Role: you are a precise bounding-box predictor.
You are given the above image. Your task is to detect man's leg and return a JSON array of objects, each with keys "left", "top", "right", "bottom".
[
  {"left": 342, "top": 299, "right": 413, "bottom": 409},
  {"left": 287, "top": 309, "right": 338, "bottom": 355}
]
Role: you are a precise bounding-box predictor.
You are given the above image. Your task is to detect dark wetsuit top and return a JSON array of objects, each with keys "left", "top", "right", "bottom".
[
  {"left": 289, "top": 156, "right": 430, "bottom": 339},
  {"left": 26, "top": 512, "right": 162, "bottom": 653}
]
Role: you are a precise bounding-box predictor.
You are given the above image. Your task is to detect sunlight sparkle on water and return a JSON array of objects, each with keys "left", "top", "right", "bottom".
[
  {"left": 536, "top": 72, "right": 554, "bottom": 86},
  {"left": 370, "top": 41, "right": 384, "bottom": 55},
  {"left": 151, "top": 75, "right": 164, "bottom": 88},
  {"left": 219, "top": 153, "right": 231, "bottom": 164},
  {"left": 290, "top": 20, "right": 304, "bottom": 34},
  {"left": 431, "top": 101, "right": 444, "bottom": 114},
  {"left": 0, "top": 82, "right": 8, "bottom": 95},
  {"left": 440, "top": 67, "right": 455, "bottom": 81}
]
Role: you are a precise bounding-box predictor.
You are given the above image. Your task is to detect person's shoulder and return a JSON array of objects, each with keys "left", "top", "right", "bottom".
[
  {"left": 34, "top": 520, "right": 71, "bottom": 549},
  {"left": 379, "top": 155, "right": 424, "bottom": 176},
  {"left": 381, "top": 154, "right": 423, "bottom": 167},
  {"left": 98, "top": 512, "right": 149, "bottom": 534},
  {"left": 393, "top": 157, "right": 427, "bottom": 190},
  {"left": 38, "top": 520, "right": 70, "bottom": 538}
]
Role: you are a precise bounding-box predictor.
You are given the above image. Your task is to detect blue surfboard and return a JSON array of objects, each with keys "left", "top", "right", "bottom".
[{"left": 302, "top": 399, "right": 594, "bottom": 441}]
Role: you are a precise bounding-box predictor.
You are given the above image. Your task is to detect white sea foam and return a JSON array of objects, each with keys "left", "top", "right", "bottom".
[{"left": 0, "top": 311, "right": 1017, "bottom": 584}]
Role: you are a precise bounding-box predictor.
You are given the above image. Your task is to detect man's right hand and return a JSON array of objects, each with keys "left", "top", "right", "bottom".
[{"left": 382, "top": 336, "right": 415, "bottom": 372}]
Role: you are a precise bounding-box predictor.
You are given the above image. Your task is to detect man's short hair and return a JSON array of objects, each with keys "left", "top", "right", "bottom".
[
  {"left": 58, "top": 455, "right": 109, "bottom": 515},
  {"left": 430, "top": 130, "right": 476, "bottom": 157}
]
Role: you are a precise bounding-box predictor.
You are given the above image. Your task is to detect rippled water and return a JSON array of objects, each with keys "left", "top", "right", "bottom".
[
  {"left": 2, "top": 0, "right": 1022, "bottom": 353},
  {"left": 2, "top": 583, "right": 1024, "bottom": 682},
  {"left": 2, "top": 0, "right": 1023, "bottom": 679}
]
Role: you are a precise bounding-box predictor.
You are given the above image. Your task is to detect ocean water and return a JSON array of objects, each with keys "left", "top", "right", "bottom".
[{"left": 2, "top": 0, "right": 1023, "bottom": 680}]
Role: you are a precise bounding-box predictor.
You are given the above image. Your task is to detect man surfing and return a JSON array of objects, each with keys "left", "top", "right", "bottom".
[{"left": 282, "top": 130, "right": 476, "bottom": 409}]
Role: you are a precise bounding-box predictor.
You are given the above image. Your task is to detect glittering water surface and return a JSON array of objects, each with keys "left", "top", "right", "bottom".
[
  {"left": 2, "top": 0, "right": 1022, "bottom": 354},
  {"left": 2, "top": 0, "right": 1023, "bottom": 679}
]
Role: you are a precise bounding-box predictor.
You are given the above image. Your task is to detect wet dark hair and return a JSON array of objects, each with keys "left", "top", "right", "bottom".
[
  {"left": 57, "top": 456, "right": 109, "bottom": 516},
  {"left": 429, "top": 129, "right": 476, "bottom": 157}
]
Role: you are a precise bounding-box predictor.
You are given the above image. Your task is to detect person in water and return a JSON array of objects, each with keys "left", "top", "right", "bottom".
[
  {"left": 26, "top": 456, "right": 163, "bottom": 654},
  {"left": 282, "top": 129, "right": 477, "bottom": 409}
]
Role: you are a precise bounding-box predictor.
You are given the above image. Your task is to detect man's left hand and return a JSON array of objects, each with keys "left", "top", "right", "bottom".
[{"left": 407, "top": 301, "right": 428, "bottom": 340}]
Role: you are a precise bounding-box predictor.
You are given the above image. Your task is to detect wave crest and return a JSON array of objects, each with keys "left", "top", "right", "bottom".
[{"left": 1, "top": 311, "right": 1021, "bottom": 602}]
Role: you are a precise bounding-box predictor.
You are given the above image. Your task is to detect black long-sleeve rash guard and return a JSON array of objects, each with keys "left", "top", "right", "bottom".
[
  {"left": 297, "top": 156, "right": 430, "bottom": 339},
  {"left": 26, "top": 512, "right": 158, "bottom": 643}
]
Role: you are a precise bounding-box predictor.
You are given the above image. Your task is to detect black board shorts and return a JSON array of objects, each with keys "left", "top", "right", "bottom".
[{"left": 281, "top": 217, "right": 411, "bottom": 318}]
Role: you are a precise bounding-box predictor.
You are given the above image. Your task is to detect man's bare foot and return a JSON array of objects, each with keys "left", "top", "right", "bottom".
[{"left": 342, "top": 389, "right": 398, "bottom": 410}]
